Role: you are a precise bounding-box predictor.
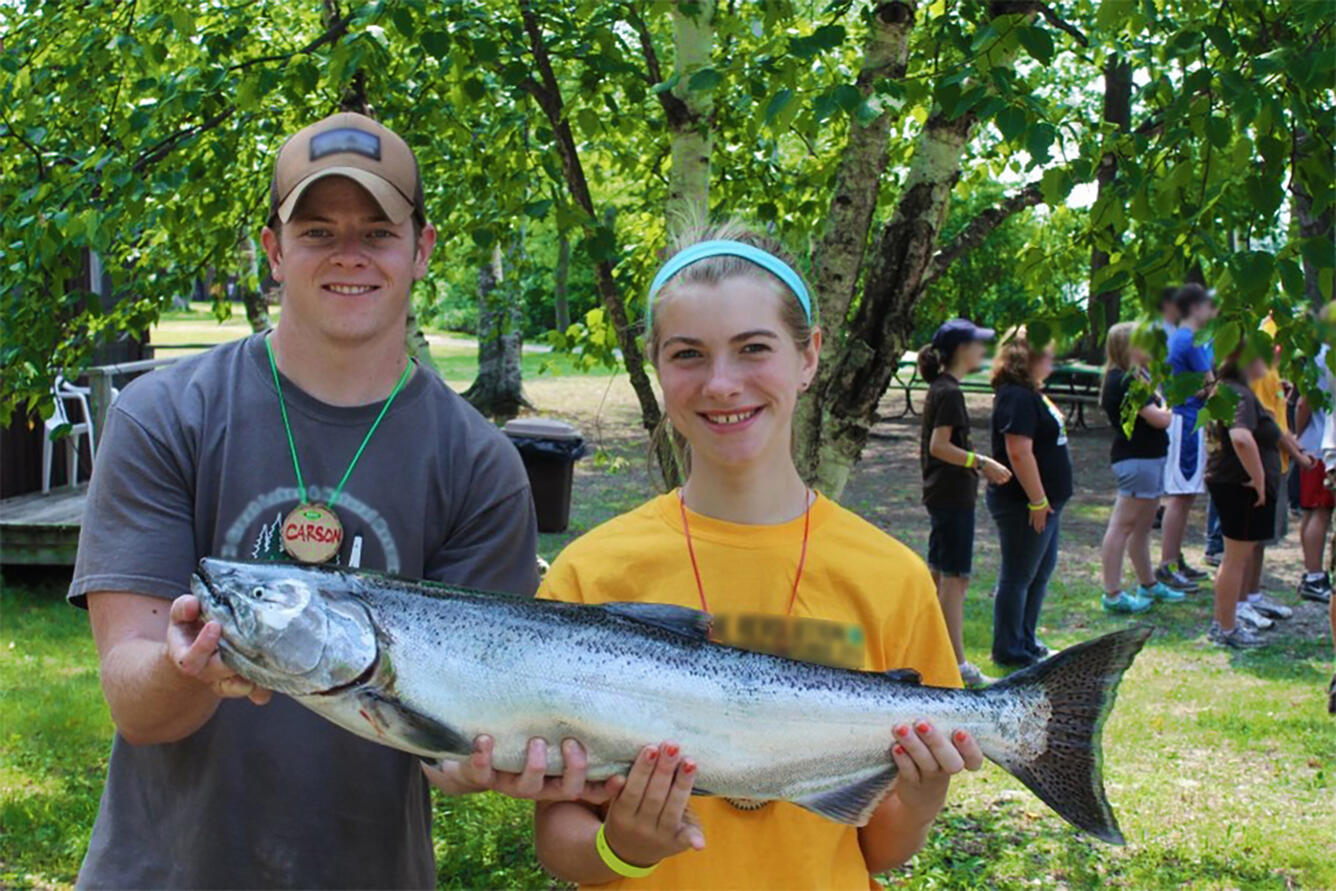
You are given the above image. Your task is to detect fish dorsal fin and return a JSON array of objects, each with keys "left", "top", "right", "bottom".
[
  {"left": 792, "top": 765, "right": 899, "bottom": 826},
  {"left": 883, "top": 668, "right": 922, "bottom": 685},
  {"left": 602, "top": 602, "right": 712, "bottom": 640}
]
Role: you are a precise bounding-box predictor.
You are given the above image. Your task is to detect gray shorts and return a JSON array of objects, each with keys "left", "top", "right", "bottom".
[
  {"left": 1265, "top": 480, "right": 1289, "bottom": 545},
  {"left": 1113, "top": 457, "right": 1167, "bottom": 499}
]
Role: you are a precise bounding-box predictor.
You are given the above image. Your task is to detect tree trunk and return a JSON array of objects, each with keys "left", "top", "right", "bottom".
[
  {"left": 554, "top": 231, "right": 571, "bottom": 331},
  {"left": 519, "top": 2, "right": 670, "bottom": 480},
  {"left": 463, "top": 242, "right": 529, "bottom": 423},
  {"left": 235, "top": 232, "right": 271, "bottom": 333},
  {"left": 794, "top": 1, "right": 917, "bottom": 479},
  {"left": 665, "top": 0, "right": 716, "bottom": 232},
  {"left": 1083, "top": 57, "right": 1132, "bottom": 361},
  {"left": 404, "top": 307, "right": 438, "bottom": 372},
  {"left": 1292, "top": 130, "right": 1334, "bottom": 308},
  {"left": 803, "top": 3, "right": 1036, "bottom": 498}
]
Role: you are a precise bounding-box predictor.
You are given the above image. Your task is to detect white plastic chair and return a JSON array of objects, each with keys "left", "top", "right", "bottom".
[{"left": 43, "top": 375, "right": 116, "bottom": 493}]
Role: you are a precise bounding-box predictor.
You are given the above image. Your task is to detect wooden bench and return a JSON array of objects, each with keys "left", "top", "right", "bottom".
[{"left": 884, "top": 356, "right": 1103, "bottom": 428}]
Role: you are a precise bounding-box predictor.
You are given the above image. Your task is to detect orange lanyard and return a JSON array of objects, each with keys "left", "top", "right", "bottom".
[{"left": 677, "top": 488, "right": 813, "bottom": 615}]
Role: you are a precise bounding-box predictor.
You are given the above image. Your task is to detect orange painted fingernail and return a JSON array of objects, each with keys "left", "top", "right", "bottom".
[
  {"left": 954, "top": 730, "right": 967, "bottom": 743},
  {"left": 895, "top": 725, "right": 910, "bottom": 738},
  {"left": 665, "top": 743, "right": 680, "bottom": 757},
  {"left": 647, "top": 748, "right": 658, "bottom": 761},
  {"left": 916, "top": 722, "right": 930, "bottom": 734},
  {"left": 683, "top": 761, "right": 696, "bottom": 774},
  {"left": 893, "top": 744, "right": 905, "bottom": 755}
]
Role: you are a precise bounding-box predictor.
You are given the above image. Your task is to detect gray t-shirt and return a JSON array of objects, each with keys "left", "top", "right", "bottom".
[{"left": 69, "top": 334, "right": 538, "bottom": 890}]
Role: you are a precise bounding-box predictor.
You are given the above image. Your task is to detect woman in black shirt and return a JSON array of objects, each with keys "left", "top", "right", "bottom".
[
  {"left": 918, "top": 319, "right": 1012, "bottom": 687},
  {"left": 1097, "top": 323, "right": 1178, "bottom": 613},
  {"left": 986, "top": 327, "right": 1073, "bottom": 667}
]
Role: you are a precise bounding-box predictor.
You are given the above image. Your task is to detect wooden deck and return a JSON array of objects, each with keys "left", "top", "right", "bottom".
[{"left": 0, "top": 484, "right": 86, "bottom": 565}]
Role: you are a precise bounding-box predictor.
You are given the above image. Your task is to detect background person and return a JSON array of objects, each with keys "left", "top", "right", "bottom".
[
  {"left": 1295, "top": 341, "right": 1334, "bottom": 604},
  {"left": 985, "top": 327, "right": 1073, "bottom": 668},
  {"left": 1205, "top": 351, "right": 1286, "bottom": 649},
  {"left": 1098, "top": 322, "right": 1179, "bottom": 613},
  {"left": 534, "top": 223, "right": 982, "bottom": 889},
  {"left": 917, "top": 319, "right": 1012, "bottom": 687},
  {"left": 1158, "top": 283, "right": 1217, "bottom": 592}
]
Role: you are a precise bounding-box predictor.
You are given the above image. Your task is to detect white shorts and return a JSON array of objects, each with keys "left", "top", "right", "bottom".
[{"left": 1164, "top": 413, "right": 1206, "bottom": 495}]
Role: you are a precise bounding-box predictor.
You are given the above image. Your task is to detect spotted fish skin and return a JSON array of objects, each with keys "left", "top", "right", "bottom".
[{"left": 193, "top": 558, "right": 1149, "bottom": 843}]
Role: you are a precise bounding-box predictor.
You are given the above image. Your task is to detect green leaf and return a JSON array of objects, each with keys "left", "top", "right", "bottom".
[
  {"left": 1040, "top": 167, "right": 1072, "bottom": 205},
  {"left": 1025, "top": 123, "right": 1057, "bottom": 165},
  {"left": 1205, "top": 115, "right": 1230, "bottom": 149},
  {"left": 996, "top": 106, "right": 1026, "bottom": 141},
  {"left": 650, "top": 73, "right": 680, "bottom": 95},
  {"left": 687, "top": 67, "right": 721, "bottom": 91},
  {"left": 576, "top": 107, "right": 602, "bottom": 137},
  {"left": 470, "top": 228, "right": 494, "bottom": 248},
  {"left": 763, "top": 88, "right": 794, "bottom": 125},
  {"left": 390, "top": 6, "right": 415, "bottom": 39},
  {"left": 421, "top": 30, "right": 451, "bottom": 59},
  {"left": 523, "top": 200, "right": 552, "bottom": 219},
  {"left": 1213, "top": 320, "right": 1242, "bottom": 358},
  {"left": 833, "top": 84, "right": 862, "bottom": 113},
  {"left": 1018, "top": 26, "right": 1054, "bottom": 65},
  {"left": 461, "top": 77, "right": 487, "bottom": 102}
]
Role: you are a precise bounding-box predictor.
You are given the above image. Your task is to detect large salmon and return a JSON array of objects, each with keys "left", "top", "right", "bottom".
[{"left": 194, "top": 558, "right": 1149, "bottom": 843}]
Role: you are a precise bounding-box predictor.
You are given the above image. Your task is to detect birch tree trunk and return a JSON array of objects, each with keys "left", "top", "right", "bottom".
[
  {"left": 803, "top": 2, "right": 1038, "bottom": 498},
  {"left": 794, "top": 1, "right": 917, "bottom": 479},
  {"left": 665, "top": 0, "right": 716, "bottom": 232}
]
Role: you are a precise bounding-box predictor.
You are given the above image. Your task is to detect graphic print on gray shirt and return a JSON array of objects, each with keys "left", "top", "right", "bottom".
[{"left": 68, "top": 334, "right": 539, "bottom": 889}]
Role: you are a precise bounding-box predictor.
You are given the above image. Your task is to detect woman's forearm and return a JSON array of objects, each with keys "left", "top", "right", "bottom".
[
  {"left": 858, "top": 783, "right": 947, "bottom": 873},
  {"left": 1005, "top": 439, "right": 1046, "bottom": 503},
  {"left": 534, "top": 801, "right": 620, "bottom": 885},
  {"left": 1229, "top": 430, "right": 1266, "bottom": 486},
  {"left": 928, "top": 426, "right": 977, "bottom": 466}
]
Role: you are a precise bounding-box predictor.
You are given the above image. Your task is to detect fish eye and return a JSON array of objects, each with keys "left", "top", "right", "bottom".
[{"left": 250, "top": 587, "right": 265, "bottom": 600}]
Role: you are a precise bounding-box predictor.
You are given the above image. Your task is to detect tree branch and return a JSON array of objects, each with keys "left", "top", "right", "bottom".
[
  {"left": 131, "top": 107, "right": 237, "bottom": 173},
  {"left": 921, "top": 181, "right": 1043, "bottom": 288},
  {"left": 226, "top": 11, "right": 352, "bottom": 73},
  {"left": 1036, "top": 2, "right": 1088, "bottom": 46},
  {"left": 624, "top": 5, "right": 690, "bottom": 128}
]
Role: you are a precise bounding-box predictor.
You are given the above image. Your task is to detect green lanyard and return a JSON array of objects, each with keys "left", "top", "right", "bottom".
[{"left": 264, "top": 335, "right": 413, "bottom": 508}]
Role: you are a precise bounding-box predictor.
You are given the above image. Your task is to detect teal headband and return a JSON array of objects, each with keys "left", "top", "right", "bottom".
[{"left": 647, "top": 239, "right": 813, "bottom": 324}]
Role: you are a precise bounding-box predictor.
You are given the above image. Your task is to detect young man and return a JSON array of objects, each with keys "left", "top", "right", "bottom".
[
  {"left": 70, "top": 113, "right": 597, "bottom": 889},
  {"left": 1296, "top": 342, "right": 1334, "bottom": 604},
  {"left": 1157, "top": 283, "right": 1216, "bottom": 592}
]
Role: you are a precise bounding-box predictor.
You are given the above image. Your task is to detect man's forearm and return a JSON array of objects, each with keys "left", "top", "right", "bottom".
[{"left": 100, "top": 637, "right": 221, "bottom": 745}]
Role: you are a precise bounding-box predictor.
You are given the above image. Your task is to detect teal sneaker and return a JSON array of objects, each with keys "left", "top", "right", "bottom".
[
  {"left": 1102, "top": 590, "right": 1154, "bottom": 614},
  {"left": 1139, "top": 581, "right": 1185, "bottom": 603}
]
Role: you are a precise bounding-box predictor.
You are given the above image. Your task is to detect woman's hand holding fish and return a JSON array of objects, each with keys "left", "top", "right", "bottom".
[
  {"left": 437, "top": 736, "right": 624, "bottom": 803},
  {"left": 167, "top": 595, "right": 272, "bottom": 705},
  {"left": 889, "top": 720, "right": 982, "bottom": 815},
  {"left": 601, "top": 742, "right": 706, "bottom": 869}
]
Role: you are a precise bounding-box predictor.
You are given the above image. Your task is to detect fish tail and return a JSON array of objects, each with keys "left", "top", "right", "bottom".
[{"left": 980, "top": 626, "right": 1152, "bottom": 845}]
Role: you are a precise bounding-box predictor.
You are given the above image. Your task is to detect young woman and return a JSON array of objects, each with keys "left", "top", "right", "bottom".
[
  {"left": 533, "top": 224, "right": 982, "bottom": 889},
  {"left": 985, "top": 327, "right": 1073, "bottom": 667},
  {"left": 918, "top": 320, "right": 1012, "bottom": 687},
  {"left": 1097, "top": 322, "right": 1180, "bottom": 613},
  {"left": 1205, "top": 351, "right": 1316, "bottom": 649}
]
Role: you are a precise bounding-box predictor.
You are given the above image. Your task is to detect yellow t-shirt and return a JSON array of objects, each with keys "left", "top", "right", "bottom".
[
  {"left": 1253, "top": 319, "right": 1290, "bottom": 471},
  {"left": 538, "top": 492, "right": 961, "bottom": 891}
]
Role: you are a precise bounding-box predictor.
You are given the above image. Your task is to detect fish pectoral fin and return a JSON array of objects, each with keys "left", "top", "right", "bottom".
[
  {"left": 882, "top": 668, "right": 922, "bottom": 685},
  {"left": 791, "top": 766, "right": 899, "bottom": 827},
  {"left": 356, "top": 690, "right": 471, "bottom": 757},
  {"left": 602, "top": 602, "right": 712, "bottom": 640}
]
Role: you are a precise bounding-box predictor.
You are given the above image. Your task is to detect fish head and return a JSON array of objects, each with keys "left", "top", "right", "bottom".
[{"left": 192, "top": 558, "right": 378, "bottom": 696}]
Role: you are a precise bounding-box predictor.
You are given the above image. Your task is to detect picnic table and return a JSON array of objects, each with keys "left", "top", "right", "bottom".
[{"left": 885, "top": 352, "right": 1103, "bottom": 427}]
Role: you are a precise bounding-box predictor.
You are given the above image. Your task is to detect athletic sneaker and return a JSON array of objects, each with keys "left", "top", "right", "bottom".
[
  {"left": 1156, "top": 564, "right": 1199, "bottom": 593},
  {"left": 1176, "top": 557, "right": 1210, "bottom": 582},
  {"left": 959, "top": 662, "right": 994, "bottom": 688},
  {"left": 1299, "top": 573, "right": 1333, "bottom": 604},
  {"left": 1235, "top": 602, "right": 1275, "bottom": 631},
  {"left": 1204, "top": 551, "right": 1222, "bottom": 568},
  {"left": 1208, "top": 622, "right": 1267, "bottom": 649},
  {"left": 1247, "top": 593, "right": 1292, "bottom": 621},
  {"left": 1138, "top": 581, "right": 1185, "bottom": 603},
  {"left": 1031, "top": 641, "right": 1053, "bottom": 660},
  {"left": 1102, "top": 590, "right": 1153, "bottom": 614}
]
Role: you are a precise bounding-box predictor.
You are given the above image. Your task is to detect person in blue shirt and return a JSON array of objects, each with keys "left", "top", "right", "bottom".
[{"left": 1157, "top": 283, "right": 1216, "bottom": 593}]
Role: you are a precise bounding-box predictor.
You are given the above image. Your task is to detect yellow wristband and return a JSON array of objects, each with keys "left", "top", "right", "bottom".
[
  {"left": 596, "top": 823, "right": 659, "bottom": 879},
  {"left": 1027, "top": 497, "right": 1049, "bottom": 511},
  {"left": 964, "top": 451, "right": 977, "bottom": 468}
]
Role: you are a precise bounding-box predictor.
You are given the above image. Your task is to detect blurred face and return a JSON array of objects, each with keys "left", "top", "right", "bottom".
[
  {"left": 1244, "top": 356, "right": 1268, "bottom": 381},
  {"left": 653, "top": 278, "right": 819, "bottom": 473},
  {"left": 1186, "top": 298, "right": 1216, "bottom": 326},
  {"left": 1130, "top": 345, "right": 1150, "bottom": 367},
  {"left": 958, "top": 339, "right": 987, "bottom": 372},
  {"left": 260, "top": 176, "right": 436, "bottom": 345},
  {"left": 1033, "top": 345, "right": 1056, "bottom": 383}
]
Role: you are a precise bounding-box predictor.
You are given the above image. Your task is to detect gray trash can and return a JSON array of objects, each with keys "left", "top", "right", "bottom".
[{"left": 502, "top": 418, "right": 587, "bottom": 533}]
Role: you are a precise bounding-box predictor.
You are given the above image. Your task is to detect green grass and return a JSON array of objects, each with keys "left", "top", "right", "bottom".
[{"left": 3, "top": 551, "right": 1333, "bottom": 889}]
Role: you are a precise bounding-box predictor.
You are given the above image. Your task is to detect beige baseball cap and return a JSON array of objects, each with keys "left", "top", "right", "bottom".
[{"left": 269, "top": 112, "right": 424, "bottom": 226}]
